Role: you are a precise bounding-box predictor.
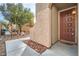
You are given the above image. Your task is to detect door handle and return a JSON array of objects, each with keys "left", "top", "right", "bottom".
[{"left": 72, "top": 33, "right": 74, "bottom": 35}]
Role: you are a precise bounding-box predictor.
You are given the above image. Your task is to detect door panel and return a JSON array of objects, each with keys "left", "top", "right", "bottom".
[{"left": 60, "top": 8, "right": 76, "bottom": 42}]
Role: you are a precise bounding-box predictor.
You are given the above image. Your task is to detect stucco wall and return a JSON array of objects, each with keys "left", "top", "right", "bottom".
[
  {"left": 51, "top": 5, "right": 58, "bottom": 44},
  {"left": 78, "top": 4, "right": 79, "bottom": 56},
  {"left": 30, "top": 3, "right": 51, "bottom": 48},
  {"left": 75, "top": 6, "right": 78, "bottom": 44},
  {"left": 36, "top": 3, "right": 50, "bottom": 13}
]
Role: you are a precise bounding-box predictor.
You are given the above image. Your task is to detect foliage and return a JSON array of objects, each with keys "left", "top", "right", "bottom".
[
  {"left": 0, "top": 3, "right": 34, "bottom": 32},
  {"left": 0, "top": 21, "right": 8, "bottom": 30}
]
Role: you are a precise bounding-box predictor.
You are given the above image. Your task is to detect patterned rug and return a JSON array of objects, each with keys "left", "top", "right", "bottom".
[{"left": 23, "top": 40, "right": 47, "bottom": 54}]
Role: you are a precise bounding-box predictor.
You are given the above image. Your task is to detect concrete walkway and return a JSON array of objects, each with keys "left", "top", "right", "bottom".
[{"left": 5, "top": 39, "right": 78, "bottom": 56}]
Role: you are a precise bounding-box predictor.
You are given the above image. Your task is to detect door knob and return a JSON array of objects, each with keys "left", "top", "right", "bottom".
[{"left": 72, "top": 33, "right": 74, "bottom": 35}]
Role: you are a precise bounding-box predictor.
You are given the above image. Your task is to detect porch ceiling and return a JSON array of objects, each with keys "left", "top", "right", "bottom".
[{"left": 52, "top": 3, "right": 77, "bottom": 10}]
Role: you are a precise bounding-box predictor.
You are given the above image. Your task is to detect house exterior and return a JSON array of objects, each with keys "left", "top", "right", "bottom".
[
  {"left": 30, "top": 3, "right": 78, "bottom": 48},
  {"left": 78, "top": 4, "right": 79, "bottom": 56},
  {"left": 30, "top": 3, "right": 52, "bottom": 47}
]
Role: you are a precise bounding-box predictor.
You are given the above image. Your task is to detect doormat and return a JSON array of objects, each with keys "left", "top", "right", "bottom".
[{"left": 23, "top": 40, "right": 47, "bottom": 54}]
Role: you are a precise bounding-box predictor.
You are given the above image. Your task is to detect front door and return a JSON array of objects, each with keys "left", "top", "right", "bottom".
[{"left": 60, "top": 7, "right": 76, "bottom": 43}]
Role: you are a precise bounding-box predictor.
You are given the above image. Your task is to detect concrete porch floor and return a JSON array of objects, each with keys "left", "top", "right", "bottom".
[{"left": 5, "top": 39, "right": 78, "bottom": 56}]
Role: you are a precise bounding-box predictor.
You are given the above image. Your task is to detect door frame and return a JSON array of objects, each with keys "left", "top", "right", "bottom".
[{"left": 58, "top": 6, "right": 78, "bottom": 44}]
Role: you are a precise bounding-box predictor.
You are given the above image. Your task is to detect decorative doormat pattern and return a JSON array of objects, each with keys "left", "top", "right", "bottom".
[{"left": 23, "top": 40, "right": 47, "bottom": 54}]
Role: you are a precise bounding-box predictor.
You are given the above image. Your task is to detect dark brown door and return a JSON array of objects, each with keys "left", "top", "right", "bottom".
[{"left": 60, "top": 8, "right": 76, "bottom": 43}]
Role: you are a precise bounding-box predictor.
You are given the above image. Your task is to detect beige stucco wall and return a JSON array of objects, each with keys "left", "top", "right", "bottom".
[
  {"left": 30, "top": 3, "right": 51, "bottom": 48},
  {"left": 36, "top": 3, "right": 50, "bottom": 13},
  {"left": 78, "top": 4, "right": 79, "bottom": 56},
  {"left": 75, "top": 6, "right": 78, "bottom": 44},
  {"left": 51, "top": 5, "right": 58, "bottom": 44}
]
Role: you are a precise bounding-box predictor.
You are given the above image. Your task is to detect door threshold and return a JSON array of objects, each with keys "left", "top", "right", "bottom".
[{"left": 60, "top": 40, "right": 77, "bottom": 45}]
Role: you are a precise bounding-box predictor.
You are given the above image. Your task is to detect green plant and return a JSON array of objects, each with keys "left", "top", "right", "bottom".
[{"left": 0, "top": 3, "right": 34, "bottom": 33}]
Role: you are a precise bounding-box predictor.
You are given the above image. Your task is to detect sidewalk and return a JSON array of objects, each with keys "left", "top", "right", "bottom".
[{"left": 0, "top": 34, "right": 30, "bottom": 56}]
